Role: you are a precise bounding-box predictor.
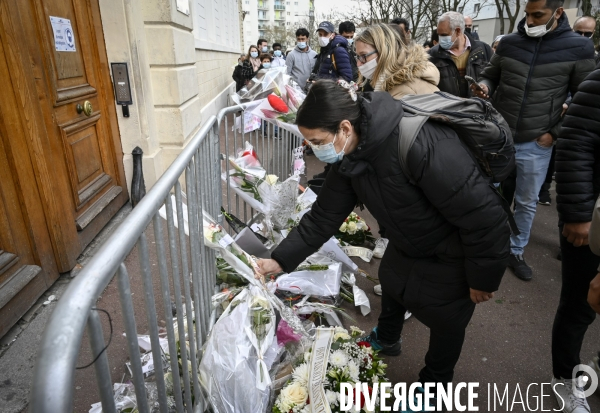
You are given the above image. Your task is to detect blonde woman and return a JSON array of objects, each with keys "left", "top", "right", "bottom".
[
  {"left": 355, "top": 23, "right": 440, "bottom": 98},
  {"left": 354, "top": 23, "right": 440, "bottom": 288}
]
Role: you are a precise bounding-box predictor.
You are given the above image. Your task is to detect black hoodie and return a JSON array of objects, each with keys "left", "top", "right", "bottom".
[{"left": 272, "top": 92, "right": 510, "bottom": 294}]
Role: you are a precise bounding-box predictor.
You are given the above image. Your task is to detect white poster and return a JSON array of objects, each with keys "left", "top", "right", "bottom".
[
  {"left": 176, "top": 0, "right": 190, "bottom": 15},
  {"left": 50, "top": 16, "right": 76, "bottom": 52}
]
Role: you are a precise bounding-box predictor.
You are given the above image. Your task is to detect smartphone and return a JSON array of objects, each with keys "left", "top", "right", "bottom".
[{"left": 465, "top": 75, "right": 484, "bottom": 92}]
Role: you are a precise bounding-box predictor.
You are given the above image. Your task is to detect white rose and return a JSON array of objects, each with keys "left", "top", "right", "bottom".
[
  {"left": 348, "top": 221, "right": 357, "bottom": 234},
  {"left": 339, "top": 222, "right": 347, "bottom": 233},
  {"left": 279, "top": 382, "right": 308, "bottom": 410},
  {"left": 265, "top": 174, "right": 279, "bottom": 186},
  {"left": 333, "top": 332, "right": 351, "bottom": 341}
]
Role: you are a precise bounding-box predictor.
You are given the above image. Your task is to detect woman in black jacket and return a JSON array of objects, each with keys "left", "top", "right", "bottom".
[{"left": 257, "top": 80, "right": 509, "bottom": 391}]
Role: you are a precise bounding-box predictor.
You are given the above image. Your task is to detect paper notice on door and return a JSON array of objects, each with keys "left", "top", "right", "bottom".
[
  {"left": 176, "top": 0, "right": 190, "bottom": 15},
  {"left": 50, "top": 16, "right": 76, "bottom": 52}
]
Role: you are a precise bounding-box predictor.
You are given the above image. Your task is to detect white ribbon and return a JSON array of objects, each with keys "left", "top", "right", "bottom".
[
  {"left": 341, "top": 246, "right": 374, "bottom": 263},
  {"left": 308, "top": 328, "right": 335, "bottom": 413}
]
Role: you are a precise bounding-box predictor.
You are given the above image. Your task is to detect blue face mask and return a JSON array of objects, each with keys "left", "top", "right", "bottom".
[
  {"left": 251, "top": 51, "right": 259, "bottom": 58},
  {"left": 297, "top": 41, "right": 307, "bottom": 49},
  {"left": 274, "top": 50, "right": 282, "bottom": 57},
  {"left": 310, "top": 132, "right": 349, "bottom": 164},
  {"left": 439, "top": 34, "right": 456, "bottom": 50},
  {"left": 263, "top": 63, "right": 271, "bottom": 69}
]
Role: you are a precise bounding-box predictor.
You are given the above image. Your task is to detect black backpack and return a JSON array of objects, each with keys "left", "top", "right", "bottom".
[{"left": 398, "top": 92, "right": 519, "bottom": 234}]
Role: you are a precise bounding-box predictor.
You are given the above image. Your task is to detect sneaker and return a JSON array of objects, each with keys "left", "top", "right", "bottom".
[
  {"left": 373, "top": 238, "right": 389, "bottom": 259},
  {"left": 358, "top": 327, "right": 402, "bottom": 356},
  {"left": 508, "top": 253, "right": 533, "bottom": 281},
  {"left": 539, "top": 184, "right": 552, "bottom": 205},
  {"left": 551, "top": 377, "right": 591, "bottom": 412}
]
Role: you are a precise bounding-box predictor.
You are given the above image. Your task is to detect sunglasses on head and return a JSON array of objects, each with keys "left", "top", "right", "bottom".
[
  {"left": 355, "top": 50, "right": 378, "bottom": 64},
  {"left": 575, "top": 30, "right": 594, "bottom": 37}
]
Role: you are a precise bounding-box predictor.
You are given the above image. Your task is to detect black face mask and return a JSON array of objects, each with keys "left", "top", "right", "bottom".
[{"left": 465, "top": 27, "right": 472, "bottom": 34}]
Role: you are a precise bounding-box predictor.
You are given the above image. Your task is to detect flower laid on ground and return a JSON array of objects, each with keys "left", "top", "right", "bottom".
[
  {"left": 273, "top": 326, "right": 388, "bottom": 413},
  {"left": 336, "top": 212, "right": 376, "bottom": 246}
]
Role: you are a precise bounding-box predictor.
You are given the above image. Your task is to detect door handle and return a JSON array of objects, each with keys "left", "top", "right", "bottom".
[{"left": 76, "top": 101, "right": 93, "bottom": 116}]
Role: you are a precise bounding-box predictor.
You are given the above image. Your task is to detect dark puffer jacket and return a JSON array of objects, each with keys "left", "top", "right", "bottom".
[
  {"left": 479, "top": 14, "right": 595, "bottom": 143},
  {"left": 428, "top": 33, "right": 492, "bottom": 98},
  {"left": 556, "top": 63, "right": 600, "bottom": 223},
  {"left": 313, "top": 35, "right": 352, "bottom": 82},
  {"left": 271, "top": 92, "right": 510, "bottom": 294}
]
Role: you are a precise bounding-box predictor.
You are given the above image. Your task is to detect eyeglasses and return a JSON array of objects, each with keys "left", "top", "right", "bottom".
[
  {"left": 355, "top": 50, "right": 378, "bottom": 64},
  {"left": 575, "top": 30, "right": 594, "bottom": 37}
]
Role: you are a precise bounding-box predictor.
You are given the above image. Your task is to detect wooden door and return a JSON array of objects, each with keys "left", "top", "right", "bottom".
[
  {"left": 9, "top": 0, "right": 128, "bottom": 271},
  {"left": 0, "top": 0, "right": 128, "bottom": 336}
]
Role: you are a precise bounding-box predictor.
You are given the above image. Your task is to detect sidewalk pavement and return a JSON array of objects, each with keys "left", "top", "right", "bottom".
[{"left": 1, "top": 154, "right": 599, "bottom": 412}]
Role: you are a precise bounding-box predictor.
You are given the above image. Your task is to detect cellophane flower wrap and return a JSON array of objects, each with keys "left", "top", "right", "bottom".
[
  {"left": 199, "top": 286, "right": 280, "bottom": 413},
  {"left": 224, "top": 142, "right": 300, "bottom": 236},
  {"left": 232, "top": 67, "right": 289, "bottom": 105},
  {"left": 251, "top": 84, "right": 306, "bottom": 136},
  {"left": 273, "top": 326, "right": 388, "bottom": 413},
  {"left": 336, "top": 212, "right": 376, "bottom": 246}
]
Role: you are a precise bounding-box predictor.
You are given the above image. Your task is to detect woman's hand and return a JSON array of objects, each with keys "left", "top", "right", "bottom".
[{"left": 256, "top": 259, "right": 283, "bottom": 276}]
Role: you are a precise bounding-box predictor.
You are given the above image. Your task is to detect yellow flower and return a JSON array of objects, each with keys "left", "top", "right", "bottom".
[
  {"left": 265, "top": 174, "right": 279, "bottom": 186},
  {"left": 279, "top": 382, "right": 308, "bottom": 410}
]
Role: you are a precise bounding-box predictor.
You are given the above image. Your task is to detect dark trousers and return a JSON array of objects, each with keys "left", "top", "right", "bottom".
[
  {"left": 377, "top": 253, "right": 476, "bottom": 384},
  {"left": 552, "top": 226, "right": 599, "bottom": 379}
]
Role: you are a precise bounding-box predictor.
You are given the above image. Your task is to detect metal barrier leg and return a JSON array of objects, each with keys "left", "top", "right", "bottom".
[
  {"left": 174, "top": 182, "right": 202, "bottom": 405},
  {"left": 87, "top": 308, "right": 117, "bottom": 413},
  {"left": 137, "top": 233, "right": 169, "bottom": 413},
  {"left": 117, "top": 264, "right": 150, "bottom": 413},
  {"left": 164, "top": 196, "right": 193, "bottom": 413},
  {"left": 153, "top": 212, "right": 185, "bottom": 412}
]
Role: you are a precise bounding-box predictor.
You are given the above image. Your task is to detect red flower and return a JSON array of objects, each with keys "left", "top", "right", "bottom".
[
  {"left": 242, "top": 148, "right": 257, "bottom": 158},
  {"left": 268, "top": 94, "right": 289, "bottom": 113},
  {"left": 357, "top": 341, "right": 371, "bottom": 348}
]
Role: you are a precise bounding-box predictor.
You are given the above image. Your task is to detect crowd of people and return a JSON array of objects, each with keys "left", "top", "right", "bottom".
[{"left": 240, "top": 2, "right": 600, "bottom": 411}]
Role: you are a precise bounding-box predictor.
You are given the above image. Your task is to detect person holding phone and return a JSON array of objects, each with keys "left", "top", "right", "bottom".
[
  {"left": 428, "top": 11, "right": 492, "bottom": 98},
  {"left": 471, "top": 0, "right": 595, "bottom": 283}
]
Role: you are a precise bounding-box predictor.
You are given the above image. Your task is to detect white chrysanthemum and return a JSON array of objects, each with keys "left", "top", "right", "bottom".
[
  {"left": 334, "top": 332, "right": 351, "bottom": 341},
  {"left": 326, "top": 390, "right": 339, "bottom": 406},
  {"left": 347, "top": 360, "right": 360, "bottom": 381},
  {"left": 347, "top": 221, "right": 358, "bottom": 234},
  {"left": 330, "top": 350, "right": 348, "bottom": 368},
  {"left": 292, "top": 363, "right": 310, "bottom": 386},
  {"left": 339, "top": 222, "right": 347, "bottom": 233},
  {"left": 279, "top": 382, "right": 308, "bottom": 411}
]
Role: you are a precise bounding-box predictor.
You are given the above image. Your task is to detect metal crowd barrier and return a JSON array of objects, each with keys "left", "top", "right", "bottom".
[{"left": 30, "top": 104, "right": 305, "bottom": 413}]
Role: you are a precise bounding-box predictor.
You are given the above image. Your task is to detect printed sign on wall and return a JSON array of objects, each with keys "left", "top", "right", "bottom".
[{"left": 50, "top": 16, "right": 76, "bottom": 52}]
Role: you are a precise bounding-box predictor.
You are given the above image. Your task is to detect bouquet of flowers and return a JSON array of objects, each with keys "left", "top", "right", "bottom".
[
  {"left": 273, "top": 326, "right": 388, "bottom": 413},
  {"left": 251, "top": 85, "right": 306, "bottom": 135},
  {"left": 232, "top": 67, "right": 289, "bottom": 105},
  {"left": 336, "top": 213, "right": 376, "bottom": 246}
]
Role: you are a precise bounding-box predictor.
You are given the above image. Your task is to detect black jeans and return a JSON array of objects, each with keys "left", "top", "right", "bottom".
[
  {"left": 552, "top": 226, "right": 599, "bottom": 379},
  {"left": 377, "top": 252, "right": 476, "bottom": 384}
]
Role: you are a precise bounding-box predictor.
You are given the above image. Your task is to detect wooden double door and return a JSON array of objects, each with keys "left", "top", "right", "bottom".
[{"left": 0, "top": 0, "right": 128, "bottom": 337}]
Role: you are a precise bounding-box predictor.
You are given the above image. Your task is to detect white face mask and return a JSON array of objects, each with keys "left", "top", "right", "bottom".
[
  {"left": 525, "top": 9, "right": 558, "bottom": 38},
  {"left": 318, "top": 35, "right": 331, "bottom": 47},
  {"left": 358, "top": 58, "right": 378, "bottom": 80},
  {"left": 347, "top": 39, "right": 354, "bottom": 46}
]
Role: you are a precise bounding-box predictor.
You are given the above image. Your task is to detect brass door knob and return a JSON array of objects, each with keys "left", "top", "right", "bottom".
[{"left": 76, "top": 101, "right": 93, "bottom": 116}]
